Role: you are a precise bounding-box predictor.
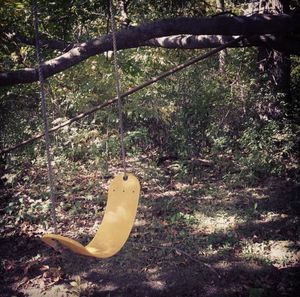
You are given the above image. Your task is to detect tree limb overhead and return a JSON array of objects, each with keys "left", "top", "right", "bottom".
[
  {"left": 145, "top": 35, "right": 300, "bottom": 54},
  {"left": 7, "top": 32, "right": 299, "bottom": 55},
  {"left": 0, "top": 14, "right": 299, "bottom": 87}
]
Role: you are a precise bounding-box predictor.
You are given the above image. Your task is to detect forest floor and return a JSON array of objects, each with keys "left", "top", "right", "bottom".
[{"left": 0, "top": 154, "right": 299, "bottom": 297}]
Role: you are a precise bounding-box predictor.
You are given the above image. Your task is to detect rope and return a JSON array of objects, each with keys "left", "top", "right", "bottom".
[
  {"left": 32, "top": 0, "right": 57, "bottom": 232},
  {"left": 109, "top": 0, "right": 127, "bottom": 179}
]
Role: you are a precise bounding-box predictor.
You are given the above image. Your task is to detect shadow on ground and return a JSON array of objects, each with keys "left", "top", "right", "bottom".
[{"left": 0, "top": 170, "right": 299, "bottom": 297}]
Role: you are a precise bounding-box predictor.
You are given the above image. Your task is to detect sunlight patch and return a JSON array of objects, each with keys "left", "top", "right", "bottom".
[
  {"left": 195, "top": 212, "right": 237, "bottom": 233},
  {"left": 241, "top": 239, "right": 300, "bottom": 268},
  {"left": 260, "top": 212, "right": 289, "bottom": 222},
  {"left": 145, "top": 280, "right": 166, "bottom": 290}
]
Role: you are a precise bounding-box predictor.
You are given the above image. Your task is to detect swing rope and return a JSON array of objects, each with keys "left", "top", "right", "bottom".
[
  {"left": 32, "top": 0, "right": 57, "bottom": 233},
  {"left": 109, "top": 0, "right": 127, "bottom": 179}
]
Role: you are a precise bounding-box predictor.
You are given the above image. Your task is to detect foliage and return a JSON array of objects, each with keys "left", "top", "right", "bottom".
[
  {"left": 238, "top": 120, "right": 294, "bottom": 176},
  {"left": 5, "top": 195, "right": 51, "bottom": 226}
]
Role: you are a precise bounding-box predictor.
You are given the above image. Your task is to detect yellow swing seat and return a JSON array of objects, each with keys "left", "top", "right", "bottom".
[{"left": 42, "top": 173, "right": 140, "bottom": 258}]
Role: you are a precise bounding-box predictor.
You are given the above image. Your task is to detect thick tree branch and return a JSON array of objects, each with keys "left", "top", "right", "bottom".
[
  {"left": 145, "top": 34, "right": 300, "bottom": 53},
  {"left": 7, "top": 30, "right": 300, "bottom": 55},
  {"left": 0, "top": 14, "right": 299, "bottom": 87}
]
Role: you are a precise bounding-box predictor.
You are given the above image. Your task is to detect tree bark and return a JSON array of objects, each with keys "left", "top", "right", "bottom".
[
  {"left": 0, "top": 14, "right": 299, "bottom": 87},
  {"left": 4, "top": 31, "right": 299, "bottom": 53},
  {"left": 256, "top": 1, "right": 291, "bottom": 111}
]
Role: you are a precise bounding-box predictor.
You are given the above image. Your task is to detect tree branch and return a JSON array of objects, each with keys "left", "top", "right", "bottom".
[
  {"left": 6, "top": 30, "right": 300, "bottom": 55},
  {"left": 0, "top": 14, "right": 299, "bottom": 87},
  {"left": 1, "top": 31, "right": 72, "bottom": 52},
  {"left": 145, "top": 34, "right": 300, "bottom": 54}
]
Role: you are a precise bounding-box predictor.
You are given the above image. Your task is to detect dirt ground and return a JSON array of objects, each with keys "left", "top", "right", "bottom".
[{"left": 0, "top": 158, "right": 299, "bottom": 297}]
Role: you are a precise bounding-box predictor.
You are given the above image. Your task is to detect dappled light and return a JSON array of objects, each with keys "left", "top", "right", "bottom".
[{"left": 0, "top": 158, "right": 299, "bottom": 295}]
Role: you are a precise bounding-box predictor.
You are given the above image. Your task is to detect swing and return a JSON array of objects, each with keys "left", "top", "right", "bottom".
[
  {"left": 33, "top": 0, "right": 140, "bottom": 258},
  {"left": 42, "top": 173, "right": 140, "bottom": 258}
]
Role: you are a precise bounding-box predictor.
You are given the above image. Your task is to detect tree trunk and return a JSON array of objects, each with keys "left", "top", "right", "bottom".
[{"left": 257, "top": 0, "right": 291, "bottom": 107}]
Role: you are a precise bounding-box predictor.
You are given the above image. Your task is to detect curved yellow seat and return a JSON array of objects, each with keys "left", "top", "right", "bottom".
[{"left": 42, "top": 173, "right": 140, "bottom": 258}]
